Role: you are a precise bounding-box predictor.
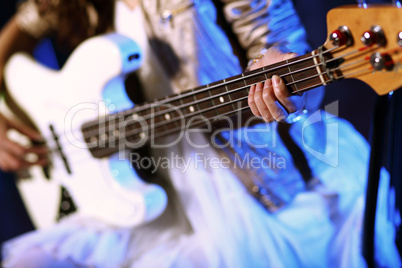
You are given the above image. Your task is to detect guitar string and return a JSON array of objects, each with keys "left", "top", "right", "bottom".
[
  {"left": 81, "top": 49, "right": 340, "bottom": 135},
  {"left": 49, "top": 53, "right": 402, "bottom": 162},
  {"left": 46, "top": 42, "right": 389, "bottom": 152},
  {"left": 85, "top": 44, "right": 380, "bottom": 136},
  {"left": 56, "top": 51, "right": 333, "bottom": 152},
  {"left": 44, "top": 46, "right": 380, "bottom": 155},
  {"left": 93, "top": 44, "right": 402, "bottom": 152},
  {"left": 51, "top": 63, "right": 374, "bottom": 163},
  {"left": 87, "top": 61, "right": 377, "bottom": 156},
  {"left": 114, "top": 44, "right": 374, "bottom": 122},
  {"left": 42, "top": 48, "right": 336, "bottom": 151},
  {"left": 89, "top": 49, "right": 372, "bottom": 141},
  {"left": 81, "top": 46, "right": 340, "bottom": 130},
  {"left": 49, "top": 46, "right": 370, "bottom": 156}
]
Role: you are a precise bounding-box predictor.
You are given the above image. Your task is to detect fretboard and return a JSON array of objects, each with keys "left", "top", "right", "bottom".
[{"left": 82, "top": 50, "right": 332, "bottom": 158}]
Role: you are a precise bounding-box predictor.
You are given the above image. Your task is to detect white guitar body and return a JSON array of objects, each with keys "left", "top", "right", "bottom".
[{"left": 4, "top": 33, "right": 167, "bottom": 227}]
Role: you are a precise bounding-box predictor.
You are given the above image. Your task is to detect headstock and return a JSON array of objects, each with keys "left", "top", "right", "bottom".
[{"left": 323, "top": 5, "right": 402, "bottom": 95}]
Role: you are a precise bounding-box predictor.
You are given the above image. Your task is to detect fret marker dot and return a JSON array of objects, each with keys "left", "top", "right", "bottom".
[
  {"left": 100, "top": 133, "right": 108, "bottom": 140},
  {"left": 90, "top": 137, "right": 98, "bottom": 144},
  {"left": 219, "top": 97, "right": 225, "bottom": 103},
  {"left": 164, "top": 113, "right": 171, "bottom": 120},
  {"left": 108, "top": 103, "right": 116, "bottom": 112},
  {"left": 189, "top": 106, "right": 195, "bottom": 112},
  {"left": 132, "top": 113, "right": 138, "bottom": 120},
  {"left": 139, "top": 132, "right": 145, "bottom": 139}
]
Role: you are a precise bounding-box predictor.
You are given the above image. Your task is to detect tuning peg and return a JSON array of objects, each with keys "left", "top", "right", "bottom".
[
  {"left": 361, "top": 25, "right": 386, "bottom": 46},
  {"left": 370, "top": 52, "right": 394, "bottom": 71},
  {"left": 370, "top": 52, "right": 385, "bottom": 70},
  {"left": 329, "top": 26, "right": 353, "bottom": 47}
]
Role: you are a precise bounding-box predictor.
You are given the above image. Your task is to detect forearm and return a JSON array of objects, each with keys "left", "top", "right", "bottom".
[{"left": 221, "top": 0, "right": 310, "bottom": 60}]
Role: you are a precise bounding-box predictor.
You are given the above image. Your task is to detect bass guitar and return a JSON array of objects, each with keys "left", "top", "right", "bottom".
[{"left": 4, "top": 5, "right": 402, "bottom": 227}]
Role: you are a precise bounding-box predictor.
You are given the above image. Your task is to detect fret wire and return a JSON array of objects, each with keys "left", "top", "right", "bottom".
[
  {"left": 223, "top": 78, "right": 236, "bottom": 112},
  {"left": 263, "top": 67, "right": 268, "bottom": 80},
  {"left": 241, "top": 73, "right": 251, "bottom": 96},
  {"left": 178, "top": 92, "right": 185, "bottom": 112},
  {"left": 242, "top": 73, "right": 247, "bottom": 86},
  {"left": 286, "top": 59, "right": 299, "bottom": 92},
  {"left": 171, "top": 99, "right": 182, "bottom": 129},
  {"left": 94, "top": 115, "right": 114, "bottom": 147},
  {"left": 206, "top": 84, "right": 220, "bottom": 117},
  {"left": 192, "top": 89, "right": 202, "bottom": 115},
  {"left": 160, "top": 97, "right": 171, "bottom": 131},
  {"left": 286, "top": 72, "right": 322, "bottom": 86}
]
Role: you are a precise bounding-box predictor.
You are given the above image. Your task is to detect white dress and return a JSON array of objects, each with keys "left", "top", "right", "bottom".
[{"left": 3, "top": 110, "right": 400, "bottom": 268}]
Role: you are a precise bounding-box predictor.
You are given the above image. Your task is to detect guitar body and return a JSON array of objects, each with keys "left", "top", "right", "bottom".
[{"left": 4, "top": 33, "right": 167, "bottom": 227}]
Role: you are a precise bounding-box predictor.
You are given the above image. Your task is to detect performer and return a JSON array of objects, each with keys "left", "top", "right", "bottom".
[{"left": 0, "top": 0, "right": 400, "bottom": 267}]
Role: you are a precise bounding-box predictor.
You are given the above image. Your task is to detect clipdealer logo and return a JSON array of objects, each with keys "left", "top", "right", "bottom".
[
  {"left": 130, "top": 151, "right": 287, "bottom": 174},
  {"left": 62, "top": 99, "right": 340, "bottom": 168}
]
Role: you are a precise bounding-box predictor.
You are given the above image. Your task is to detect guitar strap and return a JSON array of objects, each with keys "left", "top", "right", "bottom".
[{"left": 277, "top": 122, "right": 312, "bottom": 184}]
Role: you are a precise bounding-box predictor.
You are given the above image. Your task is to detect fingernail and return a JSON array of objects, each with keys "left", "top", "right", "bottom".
[
  {"left": 255, "top": 82, "right": 262, "bottom": 92},
  {"left": 272, "top": 75, "right": 280, "bottom": 87},
  {"left": 264, "top": 79, "right": 272, "bottom": 89}
]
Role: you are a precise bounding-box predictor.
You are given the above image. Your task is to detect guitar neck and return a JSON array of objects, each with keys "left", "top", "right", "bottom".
[{"left": 83, "top": 49, "right": 334, "bottom": 158}]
